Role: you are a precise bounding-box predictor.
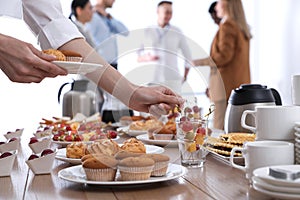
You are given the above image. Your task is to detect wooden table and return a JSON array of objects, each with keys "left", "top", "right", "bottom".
[{"left": 0, "top": 131, "right": 275, "bottom": 200}]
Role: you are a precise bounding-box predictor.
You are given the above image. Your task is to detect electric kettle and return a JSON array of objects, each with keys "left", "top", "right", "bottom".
[
  {"left": 224, "top": 84, "right": 282, "bottom": 133},
  {"left": 58, "top": 80, "right": 97, "bottom": 118}
]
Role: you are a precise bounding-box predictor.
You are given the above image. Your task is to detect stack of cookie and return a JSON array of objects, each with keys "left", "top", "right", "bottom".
[{"left": 205, "top": 133, "right": 256, "bottom": 157}]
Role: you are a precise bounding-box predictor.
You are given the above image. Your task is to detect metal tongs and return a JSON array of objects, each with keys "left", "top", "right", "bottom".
[{"left": 269, "top": 167, "right": 300, "bottom": 181}]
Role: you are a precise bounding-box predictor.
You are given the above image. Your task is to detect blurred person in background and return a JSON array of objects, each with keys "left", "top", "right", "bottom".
[
  {"left": 0, "top": 0, "right": 184, "bottom": 117},
  {"left": 137, "top": 1, "right": 193, "bottom": 94},
  {"left": 205, "top": 1, "right": 222, "bottom": 99},
  {"left": 69, "top": 0, "right": 95, "bottom": 47},
  {"left": 194, "top": 0, "right": 252, "bottom": 129},
  {"left": 208, "top": 1, "right": 221, "bottom": 25},
  {"left": 86, "top": 0, "right": 132, "bottom": 123}
]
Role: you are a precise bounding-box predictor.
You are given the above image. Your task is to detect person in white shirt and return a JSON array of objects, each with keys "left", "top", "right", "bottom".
[
  {"left": 86, "top": 0, "right": 132, "bottom": 123},
  {"left": 0, "top": 0, "right": 184, "bottom": 117},
  {"left": 137, "top": 1, "right": 193, "bottom": 94}
]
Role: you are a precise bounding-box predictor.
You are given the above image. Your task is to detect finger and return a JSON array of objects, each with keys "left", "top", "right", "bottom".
[
  {"left": 149, "top": 105, "right": 162, "bottom": 118},
  {"left": 18, "top": 66, "right": 51, "bottom": 81},
  {"left": 33, "top": 59, "right": 67, "bottom": 76},
  {"left": 158, "top": 103, "right": 171, "bottom": 114},
  {"left": 159, "top": 93, "right": 185, "bottom": 107},
  {"left": 29, "top": 45, "right": 56, "bottom": 61},
  {"left": 149, "top": 104, "right": 168, "bottom": 117},
  {"left": 10, "top": 72, "right": 44, "bottom": 83}
]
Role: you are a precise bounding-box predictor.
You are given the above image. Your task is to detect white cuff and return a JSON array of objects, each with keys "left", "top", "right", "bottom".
[{"left": 38, "top": 18, "right": 83, "bottom": 49}]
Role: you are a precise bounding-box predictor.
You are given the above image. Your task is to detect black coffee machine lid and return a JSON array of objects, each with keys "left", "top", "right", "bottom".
[{"left": 228, "top": 84, "right": 281, "bottom": 105}]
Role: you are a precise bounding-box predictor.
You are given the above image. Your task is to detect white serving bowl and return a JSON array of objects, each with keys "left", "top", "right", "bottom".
[
  {"left": 26, "top": 149, "right": 57, "bottom": 175},
  {"left": 0, "top": 139, "right": 20, "bottom": 153},
  {"left": 29, "top": 137, "right": 52, "bottom": 154},
  {"left": 4, "top": 129, "right": 24, "bottom": 140},
  {"left": 0, "top": 150, "right": 17, "bottom": 177},
  {"left": 153, "top": 133, "right": 174, "bottom": 140}
]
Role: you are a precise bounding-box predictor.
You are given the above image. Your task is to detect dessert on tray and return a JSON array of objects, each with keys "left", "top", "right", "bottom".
[{"left": 205, "top": 133, "right": 256, "bottom": 157}]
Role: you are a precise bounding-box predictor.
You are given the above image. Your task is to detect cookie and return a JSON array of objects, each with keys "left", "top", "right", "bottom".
[
  {"left": 43, "top": 49, "right": 66, "bottom": 61},
  {"left": 220, "top": 133, "right": 256, "bottom": 144}
]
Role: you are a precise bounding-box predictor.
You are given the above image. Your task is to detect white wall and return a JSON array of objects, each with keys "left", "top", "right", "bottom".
[{"left": 0, "top": 0, "right": 299, "bottom": 133}]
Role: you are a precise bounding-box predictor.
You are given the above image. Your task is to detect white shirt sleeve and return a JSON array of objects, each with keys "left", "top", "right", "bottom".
[{"left": 22, "top": 0, "right": 83, "bottom": 50}]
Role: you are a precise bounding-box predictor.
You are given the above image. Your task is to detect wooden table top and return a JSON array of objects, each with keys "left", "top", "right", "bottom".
[{"left": 0, "top": 130, "right": 276, "bottom": 200}]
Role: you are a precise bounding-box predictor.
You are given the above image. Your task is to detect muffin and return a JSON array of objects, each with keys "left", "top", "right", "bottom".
[
  {"left": 60, "top": 50, "right": 83, "bottom": 62},
  {"left": 85, "top": 139, "right": 120, "bottom": 156},
  {"left": 66, "top": 142, "right": 86, "bottom": 159},
  {"left": 114, "top": 151, "right": 144, "bottom": 160},
  {"left": 42, "top": 49, "right": 66, "bottom": 61},
  {"left": 118, "top": 157, "right": 154, "bottom": 181},
  {"left": 140, "top": 154, "right": 170, "bottom": 176},
  {"left": 121, "top": 138, "right": 146, "bottom": 153},
  {"left": 81, "top": 153, "right": 118, "bottom": 181}
]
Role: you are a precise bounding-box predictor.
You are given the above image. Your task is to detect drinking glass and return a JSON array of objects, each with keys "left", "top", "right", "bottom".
[{"left": 176, "top": 119, "right": 208, "bottom": 168}]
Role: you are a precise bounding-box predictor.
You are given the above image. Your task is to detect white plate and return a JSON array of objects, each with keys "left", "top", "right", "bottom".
[
  {"left": 55, "top": 144, "right": 164, "bottom": 164},
  {"left": 253, "top": 182, "right": 300, "bottom": 200},
  {"left": 295, "top": 122, "right": 300, "bottom": 128},
  {"left": 209, "top": 128, "right": 225, "bottom": 137},
  {"left": 55, "top": 148, "right": 82, "bottom": 165},
  {"left": 136, "top": 134, "right": 178, "bottom": 148},
  {"left": 206, "top": 148, "right": 244, "bottom": 166},
  {"left": 117, "top": 126, "right": 148, "bottom": 137},
  {"left": 52, "top": 136, "right": 120, "bottom": 146},
  {"left": 252, "top": 176, "right": 300, "bottom": 194},
  {"left": 58, "top": 163, "right": 186, "bottom": 185},
  {"left": 294, "top": 126, "right": 300, "bottom": 133},
  {"left": 253, "top": 165, "right": 300, "bottom": 187},
  {"left": 110, "top": 122, "right": 125, "bottom": 128},
  {"left": 295, "top": 132, "right": 300, "bottom": 138},
  {"left": 52, "top": 61, "right": 102, "bottom": 74}
]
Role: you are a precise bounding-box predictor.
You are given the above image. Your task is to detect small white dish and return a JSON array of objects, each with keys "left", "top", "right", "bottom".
[
  {"left": 252, "top": 176, "right": 300, "bottom": 194},
  {"left": 253, "top": 165, "right": 300, "bottom": 187},
  {"left": 294, "top": 126, "right": 300, "bottom": 133},
  {"left": 0, "top": 139, "right": 20, "bottom": 153},
  {"left": 136, "top": 134, "right": 178, "bottom": 147},
  {"left": 253, "top": 182, "right": 300, "bottom": 200},
  {"left": 295, "top": 138, "right": 300, "bottom": 144},
  {"left": 4, "top": 129, "right": 24, "bottom": 140},
  {"left": 29, "top": 137, "right": 52, "bottom": 154},
  {"left": 296, "top": 149, "right": 300, "bottom": 154},
  {"left": 117, "top": 126, "right": 148, "bottom": 137},
  {"left": 0, "top": 150, "right": 17, "bottom": 177},
  {"left": 153, "top": 133, "right": 174, "bottom": 140},
  {"left": 294, "top": 131, "right": 300, "bottom": 138},
  {"left": 52, "top": 61, "right": 102, "bottom": 75},
  {"left": 26, "top": 149, "right": 57, "bottom": 175},
  {"left": 295, "top": 122, "right": 300, "bottom": 128},
  {"left": 33, "top": 129, "right": 52, "bottom": 139},
  {"left": 119, "top": 119, "right": 132, "bottom": 126}
]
